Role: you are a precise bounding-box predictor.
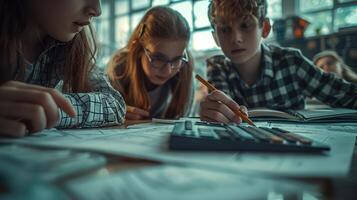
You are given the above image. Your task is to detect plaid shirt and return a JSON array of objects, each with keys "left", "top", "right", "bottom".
[
  {"left": 15, "top": 42, "right": 126, "bottom": 128},
  {"left": 207, "top": 43, "right": 357, "bottom": 109}
]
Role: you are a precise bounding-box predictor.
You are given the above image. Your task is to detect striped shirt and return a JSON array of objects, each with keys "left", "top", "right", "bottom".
[
  {"left": 15, "top": 41, "right": 126, "bottom": 128},
  {"left": 207, "top": 43, "right": 357, "bottom": 109}
]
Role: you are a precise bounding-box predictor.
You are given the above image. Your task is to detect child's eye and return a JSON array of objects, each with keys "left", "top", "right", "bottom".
[
  {"left": 219, "top": 27, "right": 232, "bottom": 34},
  {"left": 240, "top": 21, "right": 254, "bottom": 30},
  {"left": 151, "top": 54, "right": 166, "bottom": 61}
]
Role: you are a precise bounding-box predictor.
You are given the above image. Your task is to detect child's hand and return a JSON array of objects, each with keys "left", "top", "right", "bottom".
[
  {"left": 126, "top": 106, "right": 150, "bottom": 120},
  {"left": 0, "top": 81, "right": 76, "bottom": 137},
  {"left": 199, "top": 90, "right": 248, "bottom": 124}
]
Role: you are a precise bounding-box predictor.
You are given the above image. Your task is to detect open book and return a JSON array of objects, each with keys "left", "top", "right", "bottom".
[{"left": 248, "top": 108, "right": 357, "bottom": 123}]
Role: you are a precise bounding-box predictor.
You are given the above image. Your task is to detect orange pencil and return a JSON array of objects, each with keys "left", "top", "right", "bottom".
[{"left": 195, "top": 74, "right": 256, "bottom": 126}]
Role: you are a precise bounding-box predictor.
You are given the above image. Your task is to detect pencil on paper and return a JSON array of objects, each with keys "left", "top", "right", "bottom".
[{"left": 195, "top": 74, "right": 256, "bottom": 126}]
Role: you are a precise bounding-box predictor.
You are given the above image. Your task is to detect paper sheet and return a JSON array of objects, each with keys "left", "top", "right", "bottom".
[
  {"left": 1, "top": 122, "right": 356, "bottom": 178},
  {"left": 267, "top": 122, "right": 357, "bottom": 135},
  {"left": 0, "top": 145, "right": 106, "bottom": 182},
  {"left": 65, "top": 165, "right": 308, "bottom": 200}
]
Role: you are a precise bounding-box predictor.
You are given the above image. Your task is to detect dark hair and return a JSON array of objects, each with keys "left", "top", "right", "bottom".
[
  {"left": 0, "top": 0, "right": 97, "bottom": 92},
  {"left": 107, "top": 6, "right": 193, "bottom": 118},
  {"left": 208, "top": 0, "right": 267, "bottom": 29}
]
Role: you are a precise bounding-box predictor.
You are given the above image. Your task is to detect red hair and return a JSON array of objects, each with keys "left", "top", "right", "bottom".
[
  {"left": 107, "top": 6, "right": 193, "bottom": 118},
  {"left": 208, "top": 0, "right": 267, "bottom": 28}
]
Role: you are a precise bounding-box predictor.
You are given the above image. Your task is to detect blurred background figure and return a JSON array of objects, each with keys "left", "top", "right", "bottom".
[{"left": 313, "top": 50, "right": 357, "bottom": 84}]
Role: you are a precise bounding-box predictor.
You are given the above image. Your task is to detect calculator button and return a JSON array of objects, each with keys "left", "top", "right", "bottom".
[
  {"left": 214, "top": 130, "right": 234, "bottom": 140},
  {"left": 227, "top": 126, "right": 255, "bottom": 141},
  {"left": 238, "top": 126, "right": 270, "bottom": 142},
  {"left": 185, "top": 121, "right": 193, "bottom": 130},
  {"left": 272, "top": 128, "right": 312, "bottom": 145},
  {"left": 198, "top": 128, "right": 216, "bottom": 138}
]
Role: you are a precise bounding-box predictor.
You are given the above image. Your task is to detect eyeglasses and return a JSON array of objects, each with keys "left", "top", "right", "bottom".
[{"left": 143, "top": 48, "right": 188, "bottom": 71}]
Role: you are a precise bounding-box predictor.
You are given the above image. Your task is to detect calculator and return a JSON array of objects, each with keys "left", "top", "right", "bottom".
[{"left": 168, "top": 121, "right": 330, "bottom": 152}]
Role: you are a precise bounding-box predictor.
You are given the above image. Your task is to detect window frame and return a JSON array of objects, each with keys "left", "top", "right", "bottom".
[
  {"left": 297, "top": 0, "right": 357, "bottom": 34},
  {"left": 96, "top": 0, "right": 283, "bottom": 49}
]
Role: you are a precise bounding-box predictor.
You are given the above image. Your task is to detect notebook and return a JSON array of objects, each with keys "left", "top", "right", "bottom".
[{"left": 248, "top": 108, "right": 357, "bottom": 123}]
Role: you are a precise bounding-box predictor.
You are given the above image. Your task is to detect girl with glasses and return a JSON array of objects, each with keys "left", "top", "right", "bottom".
[{"left": 107, "top": 6, "right": 194, "bottom": 120}]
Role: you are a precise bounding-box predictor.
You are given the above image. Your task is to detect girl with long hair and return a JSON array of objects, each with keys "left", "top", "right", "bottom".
[
  {"left": 0, "top": 0, "right": 126, "bottom": 137},
  {"left": 107, "top": 6, "right": 194, "bottom": 120}
]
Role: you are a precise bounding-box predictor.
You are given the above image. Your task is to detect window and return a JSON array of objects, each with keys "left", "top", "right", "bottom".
[
  {"left": 301, "top": 11, "right": 332, "bottom": 37},
  {"left": 266, "top": 0, "right": 282, "bottom": 40},
  {"left": 170, "top": 2, "right": 193, "bottom": 31},
  {"left": 335, "top": 5, "right": 357, "bottom": 31},
  {"left": 131, "top": 11, "right": 146, "bottom": 31},
  {"left": 93, "top": 0, "right": 286, "bottom": 64},
  {"left": 96, "top": 0, "right": 285, "bottom": 51},
  {"left": 152, "top": 0, "right": 169, "bottom": 6},
  {"left": 299, "top": 0, "right": 333, "bottom": 12},
  {"left": 267, "top": 0, "right": 282, "bottom": 19},
  {"left": 94, "top": 0, "right": 111, "bottom": 44},
  {"left": 298, "top": 0, "right": 357, "bottom": 36},
  {"left": 115, "top": 16, "right": 130, "bottom": 47},
  {"left": 115, "top": 0, "right": 129, "bottom": 15},
  {"left": 193, "top": 0, "right": 210, "bottom": 29},
  {"left": 193, "top": 30, "right": 218, "bottom": 51},
  {"left": 338, "top": 0, "right": 356, "bottom": 2},
  {"left": 94, "top": 19, "right": 111, "bottom": 44},
  {"left": 100, "top": 1, "right": 111, "bottom": 19},
  {"left": 132, "top": 0, "right": 150, "bottom": 10}
]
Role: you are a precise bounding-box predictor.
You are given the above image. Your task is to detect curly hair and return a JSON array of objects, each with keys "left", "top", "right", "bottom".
[{"left": 208, "top": 0, "right": 267, "bottom": 29}]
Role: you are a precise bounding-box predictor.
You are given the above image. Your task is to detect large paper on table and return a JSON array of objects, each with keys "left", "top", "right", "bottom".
[{"left": 1, "top": 122, "right": 356, "bottom": 178}]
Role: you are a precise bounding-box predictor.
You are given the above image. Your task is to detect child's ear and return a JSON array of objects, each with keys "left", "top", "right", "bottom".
[
  {"left": 211, "top": 30, "right": 221, "bottom": 47},
  {"left": 261, "top": 19, "right": 271, "bottom": 39}
]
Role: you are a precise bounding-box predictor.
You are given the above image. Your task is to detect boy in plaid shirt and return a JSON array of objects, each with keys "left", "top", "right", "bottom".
[{"left": 199, "top": 0, "right": 357, "bottom": 123}]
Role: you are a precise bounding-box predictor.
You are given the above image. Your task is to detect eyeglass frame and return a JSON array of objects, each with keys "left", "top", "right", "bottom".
[{"left": 143, "top": 47, "right": 188, "bottom": 71}]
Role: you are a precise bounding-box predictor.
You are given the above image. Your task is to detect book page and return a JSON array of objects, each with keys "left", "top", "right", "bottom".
[
  {"left": 248, "top": 108, "right": 298, "bottom": 120},
  {"left": 295, "top": 108, "right": 357, "bottom": 120}
]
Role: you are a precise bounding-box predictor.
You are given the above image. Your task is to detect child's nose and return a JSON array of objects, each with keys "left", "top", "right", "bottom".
[
  {"left": 322, "top": 65, "right": 331, "bottom": 72},
  {"left": 232, "top": 29, "right": 244, "bottom": 43},
  {"left": 162, "top": 63, "right": 174, "bottom": 74},
  {"left": 87, "top": 0, "right": 102, "bottom": 17}
]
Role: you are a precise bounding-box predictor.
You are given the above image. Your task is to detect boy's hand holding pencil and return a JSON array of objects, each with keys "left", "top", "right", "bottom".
[{"left": 196, "top": 74, "right": 254, "bottom": 126}]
